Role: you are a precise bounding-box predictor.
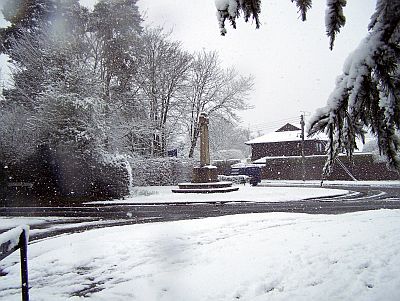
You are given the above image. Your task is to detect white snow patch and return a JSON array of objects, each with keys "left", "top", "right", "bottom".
[{"left": 246, "top": 130, "right": 328, "bottom": 144}]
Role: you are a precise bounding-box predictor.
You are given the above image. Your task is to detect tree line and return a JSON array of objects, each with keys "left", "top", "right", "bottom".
[{"left": 0, "top": 0, "right": 253, "bottom": 170}]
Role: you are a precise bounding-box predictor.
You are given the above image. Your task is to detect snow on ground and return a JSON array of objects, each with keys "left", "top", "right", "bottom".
[
  {"left": 0, "top": 217, "right": 72, "bottom": 232},
  {"left": 89, "top": 184, "right": 349, "bottom": 205},
  {"left": 1, "top": 209, "right": 400, "bottom": 300},
  {"left": 0, "top": 217, "right": 144, "bottom": 241},
  {"left": 261, "top": 180, "right": 400, "bottom": 187}
]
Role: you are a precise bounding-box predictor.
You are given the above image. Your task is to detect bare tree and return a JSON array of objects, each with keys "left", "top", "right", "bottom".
[
  {"left": 209, "top": 114, "right": 251, "bottom": 159},
  {"left": 135, "top": 27, "right": 192, "bottom": 157},
  {"left": 183, "top": 50, "right": 253, "bottom": 158}
]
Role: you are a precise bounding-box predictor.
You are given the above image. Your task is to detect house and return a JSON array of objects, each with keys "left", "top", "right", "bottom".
[
  {"left": 244, "top": 123, "right": 399, "bottom": 181},
  {"left": 245, "top": 123, "right": 327, "bottom": 161}
]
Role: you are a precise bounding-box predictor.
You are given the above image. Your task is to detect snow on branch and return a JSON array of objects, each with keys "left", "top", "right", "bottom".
[
  {"left": 215, "top": 0, "right": 261, "bottom": 36},
  {"left": 215, "top": 0, "right": 315, "bottom": 36}
]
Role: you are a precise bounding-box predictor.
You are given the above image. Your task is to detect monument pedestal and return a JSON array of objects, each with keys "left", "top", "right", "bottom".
[
  {"left": 171, "top": 181, "right": 239, "bottom": 193},
  {"left": 192, "top": 166, "right": 218, "bottom": 183},
  {"left": 173, "top": 165, "right": 238, "bottom": 193}
]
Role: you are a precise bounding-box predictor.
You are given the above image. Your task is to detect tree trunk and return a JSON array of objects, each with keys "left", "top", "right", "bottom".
[
  {"left": 188, "top": 139, "right": 197, "bottom": 158},
  {"left": 188, "top": 127, "right": 200, "bottom": 158}
]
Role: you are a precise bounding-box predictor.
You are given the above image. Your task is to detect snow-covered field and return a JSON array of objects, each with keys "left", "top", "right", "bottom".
[{"left": 1, "top": 209, "right": 400, "bottom": 300}]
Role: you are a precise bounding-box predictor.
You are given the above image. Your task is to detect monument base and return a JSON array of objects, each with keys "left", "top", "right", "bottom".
[
  {"left": 173, "top": 165, "right": 239, "bottom": 193},
  {"left": 191, "top": 166, "right": 218, "bottom": 183},
  {"left": 172, "top": 181, "right": 239, "bottom": 194}
]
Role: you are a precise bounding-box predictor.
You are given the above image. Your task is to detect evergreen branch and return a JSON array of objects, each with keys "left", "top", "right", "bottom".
[
  {"left": 291, "top": 0, "right": 313, "bottom": 21},
  {"left": 325, "top": 0, "right": 347, "bottom": 50},
  {"left": 216, "top": 0, "right": 261, "bottom": 35},
  {"left": 240, "top": 0, "right": 262, "bottom": 27}
]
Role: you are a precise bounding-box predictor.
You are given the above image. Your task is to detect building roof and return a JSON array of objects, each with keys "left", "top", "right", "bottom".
[
  {"left": 276, "top": 123, "right": 301, "bottom": 132},
  {"left": 245, "top": 123, "right": 328, "bottom": 145}
]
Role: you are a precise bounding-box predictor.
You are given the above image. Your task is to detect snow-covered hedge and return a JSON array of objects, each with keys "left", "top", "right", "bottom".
[
  {"left": 129, "top": 157, "right": 194, "bottom": 186},
  {"left": 3, "top": 146, "right": 131, "bottom": 200},
  {"left": 89, "top": 158, "right": 130, "bottom": 199}
]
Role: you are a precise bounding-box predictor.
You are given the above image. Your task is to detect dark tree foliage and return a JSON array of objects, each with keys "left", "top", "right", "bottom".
[
  {"left": 90, "top": 0, "right": 143, "bottom": 93},
  {"left": 1, "top": 0, "right": 88, "bottom": 107},
  {"left": 0, "top": 0, "right": 138, "bottom": 198},
  {"left": 0, "top": 0, "right": 56, "bottom": 53}
]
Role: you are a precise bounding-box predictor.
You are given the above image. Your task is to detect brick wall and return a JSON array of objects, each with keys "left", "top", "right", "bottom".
[
  {"left": 250, "top": 140, "right": 326, "bottom": 161},
  {"left": 258, "top": 153, "right": 399, "bottom": 181}
]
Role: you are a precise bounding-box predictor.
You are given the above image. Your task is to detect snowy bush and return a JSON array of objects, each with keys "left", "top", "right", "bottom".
[
  {"left": 86, "top": 153, "right": 131, "bottom": 198},
  {"left": 3, "top": 146, "right": 131, "bottom": 200},
  {"left": 129, "top": 157, "right": 194, "bottom": 186}
]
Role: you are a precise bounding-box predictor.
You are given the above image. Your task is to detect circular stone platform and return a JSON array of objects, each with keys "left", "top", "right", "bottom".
[{"left": 171, "top": 181, "right": 239, "bottom": 193}]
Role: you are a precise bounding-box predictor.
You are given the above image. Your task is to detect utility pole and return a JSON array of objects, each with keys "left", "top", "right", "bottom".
[{"left": 300, "top": 114, "right": 306, "bottom": 182}]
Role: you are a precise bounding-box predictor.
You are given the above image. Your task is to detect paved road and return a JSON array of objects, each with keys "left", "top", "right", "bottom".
[{"left": 1, "top": 184, "right": 399, "bottom": 241}]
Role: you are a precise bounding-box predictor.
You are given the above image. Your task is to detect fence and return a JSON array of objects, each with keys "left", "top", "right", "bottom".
[{"left": 0, "top": 226, "right": 30, "bottom": 301}]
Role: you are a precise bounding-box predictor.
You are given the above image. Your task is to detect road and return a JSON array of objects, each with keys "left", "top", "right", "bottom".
[{"left": 1, "top": 184, "right": 400, "bottom": 241}]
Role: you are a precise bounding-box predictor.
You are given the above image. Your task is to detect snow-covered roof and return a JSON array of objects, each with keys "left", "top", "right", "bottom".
[{"left": 245, "top": 127, "right": 328, "bottom": 145}]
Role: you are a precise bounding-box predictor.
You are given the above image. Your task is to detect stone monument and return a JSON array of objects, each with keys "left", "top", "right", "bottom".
[
  {"left": 192, "top": 113, "right": 218, "bottom": 183},
  {"left": 172, "top": 112, "right": 238, "bottom": 193}
]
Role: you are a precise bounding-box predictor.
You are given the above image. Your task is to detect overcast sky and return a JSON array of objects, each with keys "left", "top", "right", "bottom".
[
  {"left": 133, "top": 0, "right": 376, "bottom": 133},
  {"left": 2, "top": 0, "right": 377, "bottom": 133}
]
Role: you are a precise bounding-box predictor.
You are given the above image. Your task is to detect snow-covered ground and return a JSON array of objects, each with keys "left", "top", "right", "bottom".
[
  {"left": 261, "top": 180, "right": 400, "bottom": 187},
  {"left": 0, "top": 217, "right": 123, "bottom": 240},
  {"left": 88, "top": 184, "right": 349, "bottom": 205},
  {"left": 0, "top": 217, "right": 77, "bottom": 232},
  {"left": 1, "top": 182, "right": 399, "bottom": 300},
  {"left": 1, "top": 209, "right": 400, "bottom": 300},
  {"left": 88, "top": 180, "right": 400, "bottom": 206}
]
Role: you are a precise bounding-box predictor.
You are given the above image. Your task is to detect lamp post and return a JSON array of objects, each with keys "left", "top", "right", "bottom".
[{"left": 300, "top": 114, "right": 306, "bottom": 182}]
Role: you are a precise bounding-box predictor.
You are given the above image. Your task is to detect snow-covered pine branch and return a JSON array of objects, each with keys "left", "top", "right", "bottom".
[
  {"left": 308, "top": 0, "right": 400, "bottom": 174},
  {"left": 215, "top": 0, "right": 261, "bottom": 36},
  {"left": 325, "top": 0, "right": 347, "bottom": 50},
  {"left": 291, "top": 0, "right": 313, "bottom": 22},
  {"left": 215, "top": 0, "right": 316, "bottom": 36}
]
